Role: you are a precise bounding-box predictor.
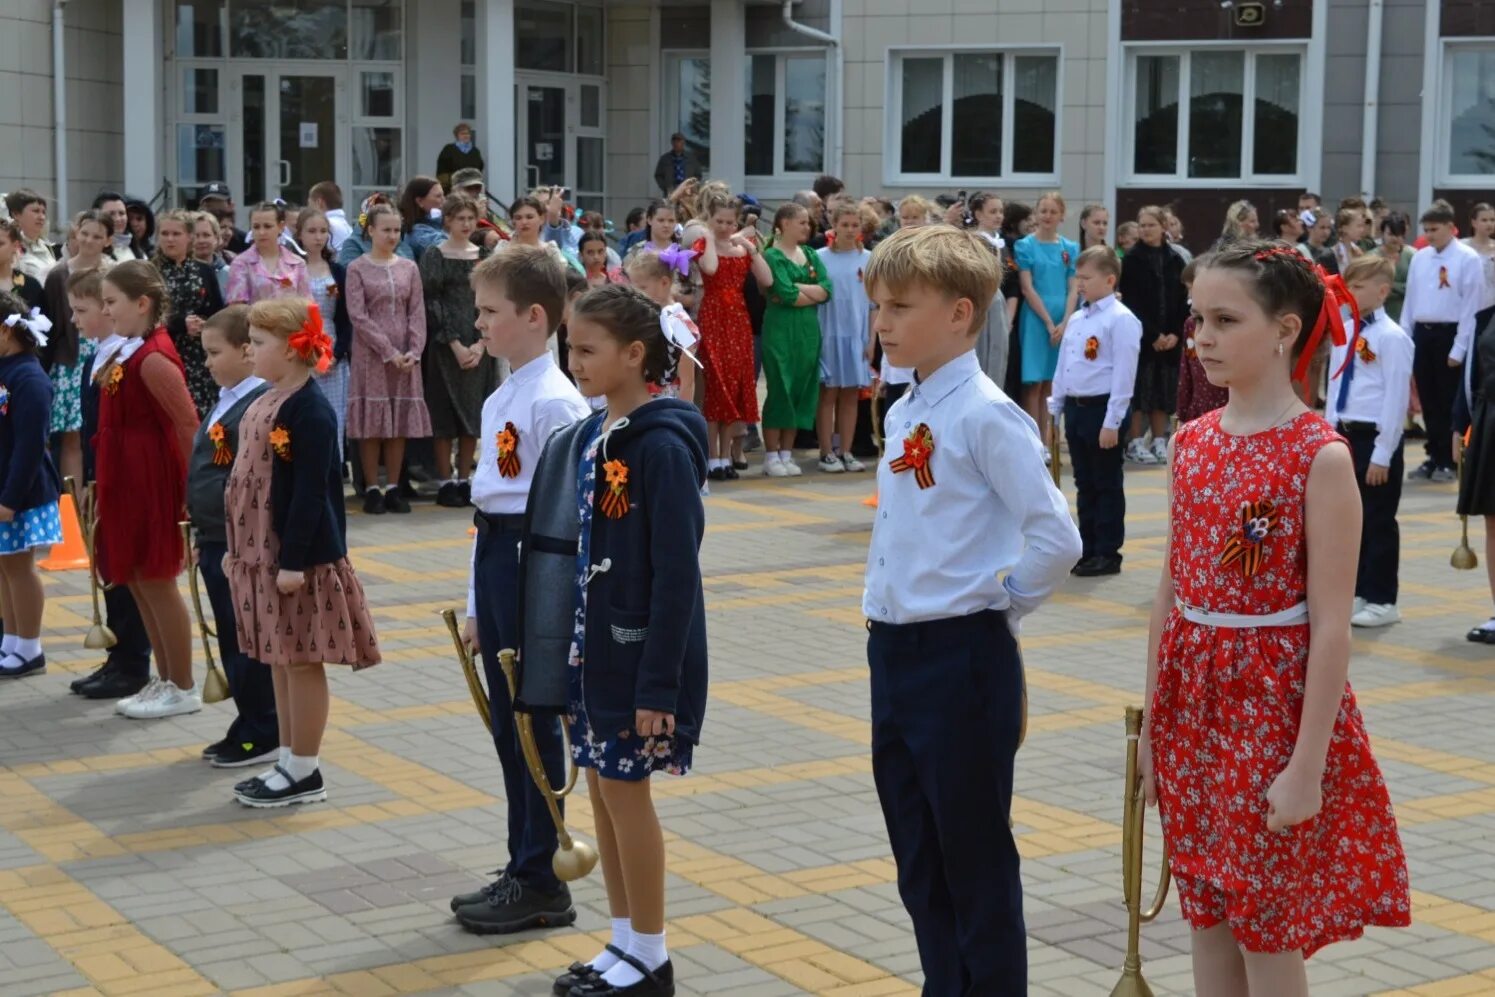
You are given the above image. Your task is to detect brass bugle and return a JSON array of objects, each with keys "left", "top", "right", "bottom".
[
  {"left": 65, "top": 477, "right": 116, "bottom": 650},
  {"left": 1111, "top": 706, "right": 1170, "bottom": 997},
  {"left": 441, "top": 609, "right": 598, "bottom": 881},
  {"left": 1453, "top": 446, "right": 1478, "bottom": 570},
  {"left": 179, "top": 522, "right": 230, "bottom": 704},
  {"left": 1049, "top": 421, "right": 1062, "bottom": 489}
]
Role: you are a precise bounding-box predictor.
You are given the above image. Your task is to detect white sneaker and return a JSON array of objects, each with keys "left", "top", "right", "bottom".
[
  {"left": 1126, "top": 440, "right": 1158, "bottom": 465},
  {"left": 765, "top": 460, "right": 790, "bottom": 478},
  {"left": 116, "top": 676, "right": 162, "bottom": 715},
  {"left": 782, "top": 458, "right": 803, "bottom": 477},
  {"left": 841, "top": 454, "right": 866, "bottom": 473},
  {"left": 121, "top": 681, "right": 202, "bottom": 720},
  {"left": 818, "top": 454, "right": 845, "bottom": 474},
  {"left": 1151, "top": 437, "right": 1169, "bottom": 464},
  {"left": 1351, "top": 603, "right": 1401, "bottom": 628},
  {"left": 1353, "top": 596, "right": 1367, "bottom": 616}
]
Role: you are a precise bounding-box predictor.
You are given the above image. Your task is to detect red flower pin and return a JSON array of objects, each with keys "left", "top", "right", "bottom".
[{"left": 889, "top": 424, "right": 936, "bottom": 489}]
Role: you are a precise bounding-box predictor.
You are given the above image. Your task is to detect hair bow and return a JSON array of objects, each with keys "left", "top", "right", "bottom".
[
  {"left": 288, "top": 302, "right": 334, "bottom": 374},
  {"left": 3, "top": 307, "right": 52, "bottom": 348},
  {"left": 1294, "top": 264, "right": 1360, "bottom": 388},
  {"left": 1299, "top": 209, "right": 1317, "bottom": 227},
  {"left": 657, "top": 243, "right": 697, "bottom": 277},
  {"left": 659, "top": 302, "right": 703, "bottom": 370}
]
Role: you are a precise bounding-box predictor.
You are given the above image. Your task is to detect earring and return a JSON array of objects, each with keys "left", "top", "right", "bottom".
[{"left": 1276, "top": 343, "right": 1284, "bottom": 356}]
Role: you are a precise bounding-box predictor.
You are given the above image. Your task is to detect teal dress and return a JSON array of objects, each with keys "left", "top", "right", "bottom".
[
  {"left": 762, "top": 245, "right": 833, "bottom": 430},
  {"left": 1014, "top": 234, "right": 1079, "bottom": 384}
]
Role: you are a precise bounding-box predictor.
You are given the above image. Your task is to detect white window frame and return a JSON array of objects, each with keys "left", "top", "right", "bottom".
[
  {"left": 662, "top": 49, "right": 711, "bottom": 167},
  {"left": 1436, "top": 38, "right": 1495, "bottom": 187},
  {"left": 746, "top": 47, "right": 832, "bottom": 180},
  {"left": 882, "top": 45, "right": 1062, "bottom": 188},
  {"left": 1121, "top": 42, "right": 1310, "bottom": 188}
]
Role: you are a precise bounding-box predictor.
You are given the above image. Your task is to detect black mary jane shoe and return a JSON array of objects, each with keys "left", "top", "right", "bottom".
[
  {"left": 707, "top": 467, "right": 726, "bottom": 482},
  {"left": 723, "top": 465, "right": 740, "bottom": 480},
  {"left": 552, "top": 945, "right": 626, "bottom": 996},
  {"left": 1466, "top": 620, "right": 1495, "bottom": 644},
  {"left": 235, "top": 765, "right": 327, "bottom": 808},
  {"left": 570, "top": 954, "right": 674, "bottom": 997}
]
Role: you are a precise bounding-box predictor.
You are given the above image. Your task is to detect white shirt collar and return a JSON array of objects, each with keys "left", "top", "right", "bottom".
[
  {"left": 1084, "top": 294, "right": 1116, "bottom": 316},
  {"left": 912, "top": 351, "right": 981, "bottom": 407},
  {"left": 93, "top": 334, "right": 146, "bottom": 373},
  {"left": 218, "top": 375, "right": 266, "bottom": 407},
  {"left": 507, "top": 351, "right": 555, "bottom": 385}
]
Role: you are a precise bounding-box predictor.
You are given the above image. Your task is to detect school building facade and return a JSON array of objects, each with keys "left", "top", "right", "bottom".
[{"left": 1, "top": 0, "right": 1492, "bottom": 253}]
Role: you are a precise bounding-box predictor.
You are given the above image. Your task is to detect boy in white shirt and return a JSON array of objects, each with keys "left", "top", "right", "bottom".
[
  {"left": 1048, "top": 246, "right": 1143, "bottom": 576},
  {"left": 1327, "top": 255, "right": 1415, "bottom": 628},
  {"left": 450, "top": 245, "right": 591, "bottom": 934},
  {"left": 862, "top": 226, "right": 1081, "bottom": 994},
  {"left": 1401, "top": 199, "right": 1482, "bottom": 481}
]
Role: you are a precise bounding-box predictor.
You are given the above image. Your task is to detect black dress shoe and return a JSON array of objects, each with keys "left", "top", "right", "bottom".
[
  {"left": 724, "top": 465, "right": 739, "bottom": 480},
  {"left": 570, "top": 956, "right": 674, "bottom": 996},
  {"left": 384, "top": 487, "right": 412, "bottom": 514},
  {"left": 1072, "top": 556, "right": 1122, "bottom": 577},
  {"left": 552, "top": 947, "right": 625, "bottom": 996},
  {"left": 436, "top": 481, "right": 467, "bottom": 507},
  {"left": 732, "top": 458, "right": 749, "bottom": 471},
  {"left": 235, "top": 766, "right": 327, "bottom": 808},
  {"left": 454, "top": 876, "right": 575, "bottom": 934},
  {"left": 460, "top": 479, "right": 472, "bottom": 505},
  {"left": 71, "top": 659, "right": 113, "bottom": 694},
  {"left": 707, "top": 467, "right": 726, "bottom": 482},
  {"left": 362, "top": 488, "right": 387, "bottom": 515},
  {"left": 80, "top": 669, "right": 150, "bottom": 700},
  {"left": 1467, "top": 620, "right": 1495, "bottom": 644},
  {"left": 0, "top": 654, "right": 45, "bottom": 679}
]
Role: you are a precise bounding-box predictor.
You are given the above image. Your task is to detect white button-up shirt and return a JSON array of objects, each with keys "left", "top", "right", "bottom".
[
  {"left": 326, "top": 209, "right": 353, "bottom": 252},
  {"left": 1324, "top": 308, "right": 1414, "bottom": 467},
  {"left": 466, "top": 352, "right": 590, "bottom": 617},
  {"left": 863, "top": 350, "right": 1081, "bottom": 627},
  {"left": 1046, "top": 294, "right": 1142, "bottom": 431},
  {"left": 206, "top": 376, "right": 266, "bottom": 427},
  {"left": 1401, "top": 239, "right": 1483, "bottom": 362}
]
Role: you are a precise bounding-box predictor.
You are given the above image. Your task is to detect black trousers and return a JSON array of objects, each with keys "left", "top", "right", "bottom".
[
  {"left": 102, "top": 577, "right": 152, "bottom": 679},
  {"left": 1339, "top": 425, "right": 1403, "bottom": 605},
  {"left": 472, "top": 513, "right": 566, "bottom": 891},
  {"left": 869, "top": 611, "right": 1026, "bottom": 995},
  {"left": 1065, "top": 396, "right": 1126, "bottom": 561},
  {"left": 1413, "top": 322, "right": 1460, "bottom": 469},
  {"left": 197, "top": 542, "right": 279, "bottom": 745}
]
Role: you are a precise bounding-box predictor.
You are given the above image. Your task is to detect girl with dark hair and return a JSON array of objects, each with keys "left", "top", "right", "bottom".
[
  {"left": 226, "top": 202, "right": 310, "bottom": 304},
  {"left": 41, "top": 210, "right": 111, "bottom": 482},
  {"left": 153, "top": 209, "right": 227, "bottom": 416},
  {"left": 759, "top": 202, "right": 832, "bottom": 477},
  {"left": 295, "top": 209, "right": 353, "bottom": 456},
  {"left": 1119, "top": 205, "right": 1189, "bottom": 464},
  {"left": 399, "top": 175, "right": 447, "bottom": 257}
]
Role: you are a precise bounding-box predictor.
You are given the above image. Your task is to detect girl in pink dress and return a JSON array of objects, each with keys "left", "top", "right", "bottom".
[
  {"left": 345, "top": 204, "right": 432, "bottom": 515},
  {"left": 1142, "top": 241, "right": 1409, "bottom": 994},
  {"left": 695, "top": 190, "right": 770, "bottom": 480},
  {"left": 224, "top": 202, "right": 310, "bottom": 304}
]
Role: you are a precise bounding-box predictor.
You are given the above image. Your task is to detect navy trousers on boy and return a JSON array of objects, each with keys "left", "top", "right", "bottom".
[
  {"left": 1065, "top": 395, "right": 1125, "bottom": 561},
  {"left": 472, "top": 513, "right": 566, "bottom": 891},
  {"left": 1338, "top": 423, "right": 1404, "bottom": 605},
  {"left": 102, "top": 583, "right": 153, "bottom": 680},
  {"left": 197, "top": 542, "right": 279, "bottom": 746},
  {"left": 869, "top": 610, "right": 1027, "bottom": 995},
  {"left": 1412, "top": 322, "right": 1460, "bottom": 470}
]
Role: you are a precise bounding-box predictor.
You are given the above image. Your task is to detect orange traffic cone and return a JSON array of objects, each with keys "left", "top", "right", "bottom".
[
  {"left": 861, "top": 491, "right": 878, "bottom": 508},
  {"left": 40, "top": 493, "right": 90, "bottom": 571}
]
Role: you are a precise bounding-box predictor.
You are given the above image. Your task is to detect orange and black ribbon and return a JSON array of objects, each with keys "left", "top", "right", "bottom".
[
  {"left": 600, "top": 458, "right": 630, "bottom": 519},
  {"left": 1439, "top": 265, "right": 1451, "bottom": 289},
  {"left": 1218, "top": 499, "right": 1279, "bottom": 580},
  {"left": 208, "top": 422, "right": 232, "bottom": 465},
  {"left": 496, "top": 422, "right": 521, "bottom": 478},
  {"left": 889, "top": 423, "right": 936, "bottom": 489},
  {"left": 269, "top": 424, "right": 292, "bottom": 462},
  {"left": 1084, "top": 335, "right": 1100, "bottom": 361}
]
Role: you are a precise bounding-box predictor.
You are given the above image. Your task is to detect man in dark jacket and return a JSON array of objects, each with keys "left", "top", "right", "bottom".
[{"left": 653, "top": 134, "right": 703, "bottom": 196}]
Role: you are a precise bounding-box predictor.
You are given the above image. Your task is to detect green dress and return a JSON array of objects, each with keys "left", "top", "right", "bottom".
[{"left": 762, "top": 246, "right": 834, "bottom": 430}]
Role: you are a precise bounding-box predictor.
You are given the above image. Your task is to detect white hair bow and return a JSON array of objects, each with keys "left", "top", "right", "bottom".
[
  {"left": 659, "top": 302, "right": 703, "bottom": 369},
  {"left": 4, "top": 307, "right": 52, "bottom": 348}
]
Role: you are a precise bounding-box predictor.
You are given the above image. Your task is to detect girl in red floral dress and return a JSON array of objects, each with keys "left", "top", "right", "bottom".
[
  {"left": 695, "top": 188, "right": 770, "bottom": 481},
  {"left": 1141, "top": 240, "right": 1409, "bottom": 995}
]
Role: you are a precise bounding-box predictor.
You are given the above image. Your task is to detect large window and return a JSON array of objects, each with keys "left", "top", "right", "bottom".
[
  {"left": 1126, "top": 47, "right": 1303, "bottom": 184},
  {"left": 1442, "top": 45, "right": 1495, "bottom": 182},
  {"left": 887, "top": 49, "right": 1059, "bottom": 183}
]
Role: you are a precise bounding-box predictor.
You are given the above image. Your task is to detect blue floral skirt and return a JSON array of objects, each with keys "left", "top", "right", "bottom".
[
  {"left": 48, "top": 339, "right": 95, "bottom": 434},
  {"left": 0, "top": 502, "right": 63, "bottom": 554}
]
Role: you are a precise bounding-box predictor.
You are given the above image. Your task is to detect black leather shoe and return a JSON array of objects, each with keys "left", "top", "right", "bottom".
[
  {"left": 570, "top": 956, "right": 674, "bottom": 996},
  {"left": 79, "top": 668, "right": 150, "bottom": 700},
  {"left": 1072, "top": 556, "right": 1122, "bottom": 577},
  {"left": 436, "top": 481, "right": 467, "bottom": 507},
  {"left": 1467, "top": 620, "right": 1495, "bottom": 644},
  {"left": 707, "top": 467, "right": 726, "bottom": 482},
  {"left": 384, "top": 487, "right": 412, "bottom": 514},
  {"left": 454, "top": 877, "right": 575, "bottom": 934},
  {"left": 362, "top": 488, "right": 386, "bottom": 515},
  {"left": 235, "top": 766, "right": 327, "bottom": 808},
  {"left": 0, "top": 654, "right": 45, "bottom": 679},
  {"left": 460, "top": 479, "right": 472, "bottom": 505},
  {"left": 71, "top": 659, "right": 113, "bottom": 694},
  {"left": 724, "top": 465, "right": 739, "bottom": 480},
  {"left": 552, "top": 947, "right": 625, "bottom": 996}
]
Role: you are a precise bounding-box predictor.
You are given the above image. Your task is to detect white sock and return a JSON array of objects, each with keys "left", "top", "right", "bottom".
[
  {"left": 1480, "top": 618, "right": 1495, "bottom": 633},
  {"left": 764, "top": 451, "right": 781, "bottom": 464},
  {"left": 15, "top": 637, "right": 41, "bottom": 660},
  {"left": 778, "top": 450, "right": 793, "bottom": 462},
  {"left": 285, "top": 753, "right": 319, "bottom": 782},
  {"left": 590, "top": 918, "right": 632, "bottom": 972},
  {"left": 602, "top": 929, "right": 667, "bottom": 986},
  {"left": 1, "top": 635, "right": 17, "bottom": 656},
  {"left": 256, "top": 747, "right": 292, "bottom": 786}
]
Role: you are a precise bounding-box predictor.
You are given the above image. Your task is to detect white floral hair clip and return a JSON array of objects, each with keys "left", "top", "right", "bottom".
[
  {"left": 659, "top": 302, "right": 703, "bottom": 369},
  {"left": 4, "top": 307, "right": 52, "bottom": 348}
]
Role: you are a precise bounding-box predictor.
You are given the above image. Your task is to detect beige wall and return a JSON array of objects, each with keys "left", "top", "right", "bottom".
[
  {"left": 606, "top": 4, "right": 655, "bottom": 224},
  {"left": 830, "top": 0, "right": 1109, "bottom": 211},
  {"left": 0, "top": 1, "right": 124, "bottom": 232}
]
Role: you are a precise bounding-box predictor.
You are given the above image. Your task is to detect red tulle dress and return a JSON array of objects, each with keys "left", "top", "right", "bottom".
[
  {"left": 94, "top": 329, "right": 195, "bottom": 583},
  {"left": 695, "top": 240, "right": 759, "bottom": 425},
  {"left": 1152, "top": 409, "right": 1410, "bottom": 956}
]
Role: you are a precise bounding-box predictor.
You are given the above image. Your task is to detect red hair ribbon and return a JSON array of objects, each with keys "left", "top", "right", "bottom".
[
  {"left": 1254, "top": 248, "right": 1360, "bottom": 387},
  {"left": 288, "top": 302, "right": 334, "bottom": 375}
]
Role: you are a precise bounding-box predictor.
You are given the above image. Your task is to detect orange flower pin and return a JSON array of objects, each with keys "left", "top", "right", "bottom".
[
  {"left": 104, "top": 364, "right": 124, "bottom": 395},
  {"left": 208, "top": 422, "right": 232, "bottom": 465},
  {"left": 1083, "top": 335, "right": 1100, "bottom": 361},
  {"left": 600, "top": 458, "right": 630, "bottom": 519},
  {"left": 496, "top": 422, "right": 521, "bottom": 478},
  {"left": 1356, "top": 337, "right": 1377, "bottom": 364},
  {"left": 269, "top": 424, "right": 292, "bottom": 462}
]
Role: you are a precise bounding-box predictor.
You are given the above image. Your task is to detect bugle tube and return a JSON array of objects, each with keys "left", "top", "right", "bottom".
[
  {"left": 179, "top": 522, "right": 230, "bottom": 704},
  {"left": 67, "top": 477, "right": 116, "bottom": 650},
  {"left": 1111, "top": 706, "right": 1170, "bottom": 997},
  {"left": 1453, "top": 443, "right": 1478, "bottom": 570},
  {"left": 1049, "top": 421, "right": 1062, "bottom": 489}
]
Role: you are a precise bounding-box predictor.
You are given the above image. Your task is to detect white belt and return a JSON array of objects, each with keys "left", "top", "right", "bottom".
[{"left": 1175, "top": 600, "right": 1309, "bottom": 628}]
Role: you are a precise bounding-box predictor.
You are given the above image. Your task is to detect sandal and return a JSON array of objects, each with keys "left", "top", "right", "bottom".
[{"left": 552, "top": 946, "right": 624, "bottom": 996}]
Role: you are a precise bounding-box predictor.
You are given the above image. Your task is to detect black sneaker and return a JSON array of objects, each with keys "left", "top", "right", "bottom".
[
  {"left": 0, "top": 654, "right": 45, "bottom": 679},
  {"left": 436, "top": 481, "right": 467, "bottom": 507},
  {"left": 384, "top": 486, "right": 412, "bottom": 514},
  {"left": 71, "top": 659, "right": 113, "bottom": 694},
  {"left": 211, "top": 740, "right": 281, "bottom": 768},
  {"left": 235, "top": 766, "right": 327, "bottom": 808},
  {"left": 363, "top": 487, "right": 386, "bottom": 515},
  {"left": 80, "top": 668, "right": 149, "bottom": 700},
  {"left": 454, "top": 876, "right": 575, "bottom": 934},
  {"left": 450, "top": 869, "right": 508, "bottom": 912},
  {"left": 202, "top": 737, "right": 233, "bottom": 761},
  {"left": 1408, "top": 459, "right": 1436, "bottom": 480}
]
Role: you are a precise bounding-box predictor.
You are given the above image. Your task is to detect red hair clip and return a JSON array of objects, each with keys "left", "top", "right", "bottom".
[{"left": 288, "top": 302, "right": 334, "bottom": 375}]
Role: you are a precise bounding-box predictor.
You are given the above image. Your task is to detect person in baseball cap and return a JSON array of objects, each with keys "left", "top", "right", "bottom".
[
  {"left": 197, "top": 183, "right": 248, "bottom": 253},
  {"left": 448, "top": 169, "right": 511, "bottom": 248}
]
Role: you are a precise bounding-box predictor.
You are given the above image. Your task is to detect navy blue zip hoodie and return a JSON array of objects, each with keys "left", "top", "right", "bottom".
[
  {"left": 0, "top": 352, "right": 61, "bottom": 514},
  {"left": 578, "top": 398, "right": 709, "bottom": 743}
]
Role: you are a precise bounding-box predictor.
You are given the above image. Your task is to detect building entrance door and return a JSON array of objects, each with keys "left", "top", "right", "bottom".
[
  {"left": 230, "top": 68, "right": 346, "bottom": 209},
  {"left": 515, "top": 76, "right": 606, "bottom": 216}
]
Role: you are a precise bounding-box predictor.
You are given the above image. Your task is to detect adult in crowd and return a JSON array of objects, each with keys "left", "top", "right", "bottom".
[
  {"left": 654, "top": 132, "right": 704, "bottom": 196},
  {"left": 198, "top": 182, "right": 250, "bottom": 254},
  {"left": 448, "top": 168, "right": 511, "bottom": 249},
  {"left": 435, "top": 122, "right": 484, "bottom": 191},
  {"left": 2, "top": 189, "right": 56, "bottom": 280},
  {"left": 92, "top": 191, "right": 141, "bottom": 263}
]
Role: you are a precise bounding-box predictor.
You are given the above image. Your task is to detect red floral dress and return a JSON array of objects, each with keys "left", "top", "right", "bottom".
[
  {"left": 694, "top": 239, "right": 759, "bottom": 425},
  {"left": 1153, "top": 409, "right": 1410, "bottom": 956}
]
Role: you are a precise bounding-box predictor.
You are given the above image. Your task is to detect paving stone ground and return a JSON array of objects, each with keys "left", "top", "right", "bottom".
[{"left": 1, "top": 450, "right": 1493, "bottom": 997}]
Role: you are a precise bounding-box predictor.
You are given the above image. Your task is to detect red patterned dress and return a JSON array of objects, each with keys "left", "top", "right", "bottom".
[
  {"left": 1152, "top": 409, "right": 1410, "bottom": 956},
  {"left": 694, "top": 239, "right": 758, "bottom": 425}
]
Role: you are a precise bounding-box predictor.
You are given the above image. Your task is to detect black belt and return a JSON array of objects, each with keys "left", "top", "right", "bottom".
[
  {"left": 1413, "top": 321, "right": 1458, "bottom": 333},
  {"left": 1066, "top": 394, "right": 1109, "bottom": 407},
  {"left": 1336, "top": 420, "right": 1378, "bottom": 435},
  {"left": 474, "top": 510, "right": 525, "bottom": 534}
]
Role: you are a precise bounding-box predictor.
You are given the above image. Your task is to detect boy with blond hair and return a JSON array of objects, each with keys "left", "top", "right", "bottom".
[{"left": 862, "top": 225, "right": 1081, "bottom": 992}]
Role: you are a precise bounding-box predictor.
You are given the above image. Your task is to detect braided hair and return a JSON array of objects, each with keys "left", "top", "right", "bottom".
[
  {"left": 1195, "top": 238, "right": 1326, "bottom": 363},
  {"left": 570, "top": 283, "right": 673, "bottom": 386}
]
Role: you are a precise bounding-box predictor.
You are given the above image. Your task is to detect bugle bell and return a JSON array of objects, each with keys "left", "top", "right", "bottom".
[
  {"left": 441, "top": 608, "right": 598, "bottom": 881},
  {"left": 1111, "top": 706, "right": 1170, "bottom": 997},
  {"left": 179, "top": 522, "right": 230, "bottom": 704},
  {"left": 1453, "top": 443, "right": 1478, "bottom": 570},
  {"left": 65, "top": 477, "right": 116, "bottom": 651}
]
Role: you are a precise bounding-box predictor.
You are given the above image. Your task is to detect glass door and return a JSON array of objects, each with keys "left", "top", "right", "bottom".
[
  {"left": 232, "top": 68, "right": 345, "bottom": 210},
  {"left": 515, "top": 78, "right": 606, "bottom": 216}
]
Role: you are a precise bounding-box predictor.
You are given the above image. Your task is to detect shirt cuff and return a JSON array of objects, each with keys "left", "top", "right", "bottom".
[
  {"left": 1371, "top": 443, "right": 1395, "bottom": 468},
  {"left": 466, "top": 581, "right": 477, "bottom": 620}
]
